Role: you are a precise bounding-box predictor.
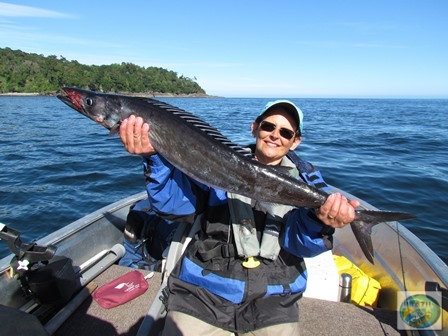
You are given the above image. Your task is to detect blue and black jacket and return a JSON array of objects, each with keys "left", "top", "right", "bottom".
[{"left": 142, "top": 149, "right": 334, "bottom": 332}]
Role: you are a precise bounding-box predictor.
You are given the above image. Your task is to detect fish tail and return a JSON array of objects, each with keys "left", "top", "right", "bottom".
[
  {"left": 350, "top": 209, "right": 416, "bottom": 263},
  {"left": 350, "top": 220, "right": 377, "bottom": 264}
]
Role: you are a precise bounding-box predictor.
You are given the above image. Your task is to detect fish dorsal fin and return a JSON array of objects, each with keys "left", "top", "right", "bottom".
[{"left": 142, "top": 98, "right": 253, "bottom": 158}]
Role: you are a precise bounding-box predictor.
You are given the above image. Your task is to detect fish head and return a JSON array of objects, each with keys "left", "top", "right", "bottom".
[{"left": 58, "top": 87, "right": 121, "bottom": 131}]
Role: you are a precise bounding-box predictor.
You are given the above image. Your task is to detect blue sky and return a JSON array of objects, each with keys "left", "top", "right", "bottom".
[{"left": 1, "top": 1, "right": 447, "bottom": 98}]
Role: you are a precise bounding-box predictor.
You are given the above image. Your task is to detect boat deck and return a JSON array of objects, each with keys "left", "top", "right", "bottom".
[
  {"left": 54, "top": 265, "right": 162, "bottom": 335},
  {"left": 52, "top": 264, "right": 406, "bottom": 336}
]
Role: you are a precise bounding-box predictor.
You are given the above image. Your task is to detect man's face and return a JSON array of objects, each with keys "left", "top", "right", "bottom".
[{"left": 251, "top": 108, "right": 301, "bottom": 165}]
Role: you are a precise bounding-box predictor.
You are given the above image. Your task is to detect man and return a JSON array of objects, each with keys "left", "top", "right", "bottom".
[{"left": 120, "top": 100, "right": 359, "bottom": 335}]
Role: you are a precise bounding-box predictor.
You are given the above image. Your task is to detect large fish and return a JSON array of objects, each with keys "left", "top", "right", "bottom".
[{"left": 58, "top": 87, "right": 415, "bottom": 263}]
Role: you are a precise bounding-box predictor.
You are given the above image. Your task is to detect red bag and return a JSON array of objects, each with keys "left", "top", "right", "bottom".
[{"left": 93, "top": 270, "right": 148, "bottom": 309}]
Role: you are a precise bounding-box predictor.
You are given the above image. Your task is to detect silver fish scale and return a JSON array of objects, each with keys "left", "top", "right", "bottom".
[{"left": 146, "top": 98, "right": 253, "bottom": 158}]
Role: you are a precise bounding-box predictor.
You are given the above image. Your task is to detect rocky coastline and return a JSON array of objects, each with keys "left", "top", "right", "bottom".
[{"left": 0, "top": 91, "right": 217, "bottom": 98}]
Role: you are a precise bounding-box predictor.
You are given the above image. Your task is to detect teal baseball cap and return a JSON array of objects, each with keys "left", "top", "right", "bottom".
[{"left": 256, "top": 100, "right": 303, "bottom": 135}]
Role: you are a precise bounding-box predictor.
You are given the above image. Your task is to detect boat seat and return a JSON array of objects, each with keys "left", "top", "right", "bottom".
[
  {"left": 0, "top": 304, "right": 49, "bottom": 336},
  {"left": 298, "top": 297, "right": 406, "bottom": 336}
]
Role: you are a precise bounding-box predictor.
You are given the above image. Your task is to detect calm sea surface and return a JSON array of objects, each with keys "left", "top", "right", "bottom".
[{"left": 0, "top": 96, "right": 447, "bottom": 264}]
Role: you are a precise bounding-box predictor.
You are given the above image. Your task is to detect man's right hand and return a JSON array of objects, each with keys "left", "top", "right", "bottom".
[{"left": 119, "top": 115, "right": 156, "bottom": 155}]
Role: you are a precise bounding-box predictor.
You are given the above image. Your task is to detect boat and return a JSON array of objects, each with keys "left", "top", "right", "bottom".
[{"left": 1, "top": 187, "right": 447, "bottom": 335}]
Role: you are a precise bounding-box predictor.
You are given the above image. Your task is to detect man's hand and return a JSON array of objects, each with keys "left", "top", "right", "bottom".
[
  {"left": 316, "top": 193, "right": 360, "bottom": 228},
  {"left": 119, "top": 115, "right": 156, "bottom": 155}
]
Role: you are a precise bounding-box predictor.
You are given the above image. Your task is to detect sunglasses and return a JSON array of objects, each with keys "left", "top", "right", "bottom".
[{"left": 258, "top": 121, "right": 297, "bottom": 140}]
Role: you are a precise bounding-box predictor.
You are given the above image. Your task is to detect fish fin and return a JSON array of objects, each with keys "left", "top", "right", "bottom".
[
  {"left": 350, "top": 209, "right": 416, "bottom": 264},
  {"left": 350, "top": 220, "right": 377, "bottom": 264},
  {"left": 355, "top": 209, "right": 416, "bottom": 223},
  {"left": 144, "top": 99, "right": 253, "bottom": 158},
  {"left": 109, "top": 122, "right": 121, "bottom": 135}
]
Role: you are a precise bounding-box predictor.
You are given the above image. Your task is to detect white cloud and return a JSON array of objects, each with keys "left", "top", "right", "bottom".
[{"left": 0, "top": 2, "right": 73, "bottom": 18}]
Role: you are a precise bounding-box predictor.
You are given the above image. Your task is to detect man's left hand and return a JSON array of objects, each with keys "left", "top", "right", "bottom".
[{"left": 316, "top": 193, "right": 360, "bottom": 228}]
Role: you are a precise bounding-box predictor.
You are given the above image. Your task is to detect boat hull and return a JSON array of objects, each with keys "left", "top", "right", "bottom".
[{"left": 1, "top": 189, "right": 447, "bottom": 334}]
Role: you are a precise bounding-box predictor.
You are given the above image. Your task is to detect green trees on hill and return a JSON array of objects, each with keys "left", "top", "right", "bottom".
[{"left": 0, "top": 47, "right": 206, "bottom": 95}]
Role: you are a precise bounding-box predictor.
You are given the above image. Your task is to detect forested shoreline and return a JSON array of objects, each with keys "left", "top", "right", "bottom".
[{"left": 0, "top": 47, "right": 207, "bottom": 96}]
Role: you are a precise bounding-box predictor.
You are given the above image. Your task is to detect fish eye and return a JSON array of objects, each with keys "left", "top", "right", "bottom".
[{"left": 86, "top": 97, "right": 94, "bottom": 106}]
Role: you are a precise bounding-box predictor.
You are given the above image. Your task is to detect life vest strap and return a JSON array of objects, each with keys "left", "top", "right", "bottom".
[{"left": 197, "top": 243, "right": 238, "bottom": 261}]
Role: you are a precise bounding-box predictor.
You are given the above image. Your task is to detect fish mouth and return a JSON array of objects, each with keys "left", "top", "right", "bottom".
[
  {"left": 57, "top": 92, "right": 75, "bottom": 109},
  {"left": 57, "top": 87, "right": 84, "bottom": 113}
]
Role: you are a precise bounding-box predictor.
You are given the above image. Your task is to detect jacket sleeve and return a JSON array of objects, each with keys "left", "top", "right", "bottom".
[
  {"left": 280, "top": 165, "right": 334, "bottom": 258},
  {"left": 281, "top": 208, "right": 334, "bottom": 258},
  {"left": 142, "top": 154, "right": 207, "bottom": 218}
]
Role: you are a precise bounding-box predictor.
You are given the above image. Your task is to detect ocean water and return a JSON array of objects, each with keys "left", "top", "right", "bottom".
[{"left": 0, "top": 96, "right": 447, "bottom": 264}]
